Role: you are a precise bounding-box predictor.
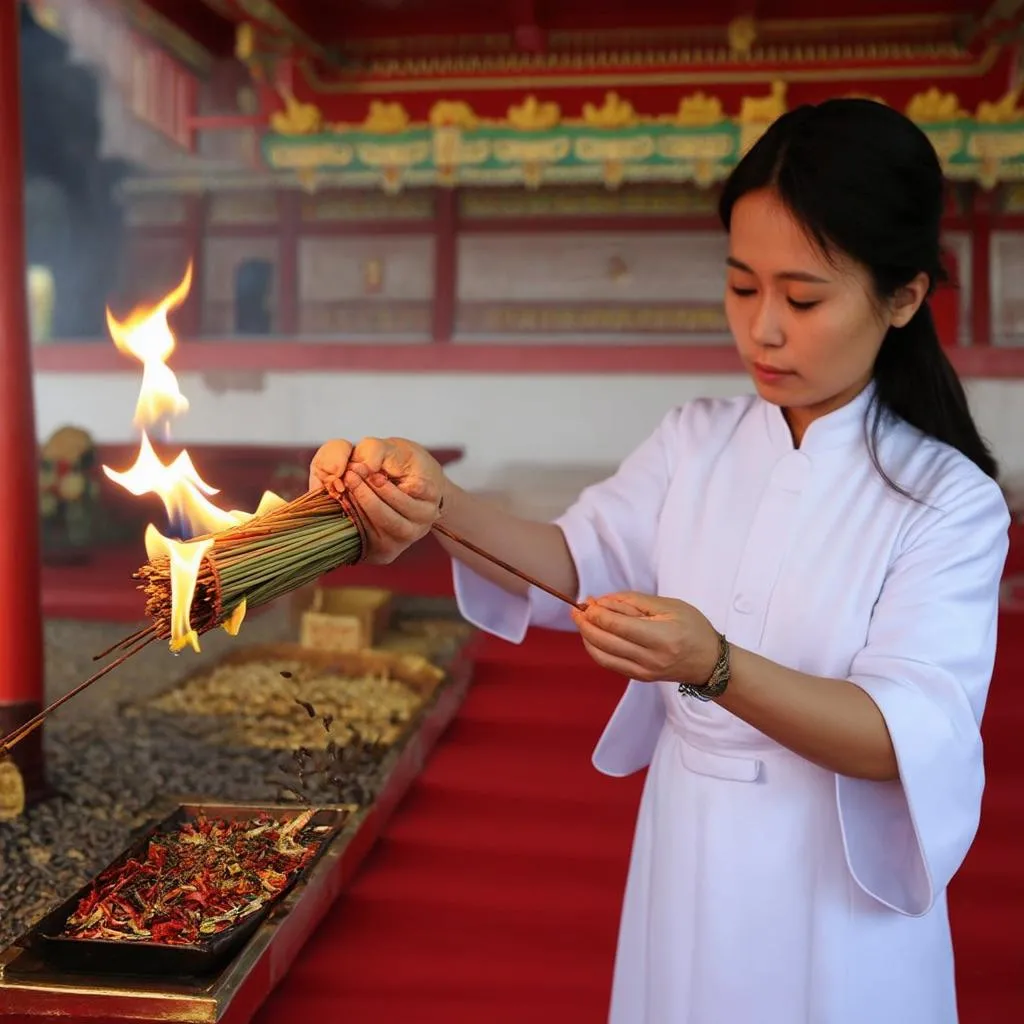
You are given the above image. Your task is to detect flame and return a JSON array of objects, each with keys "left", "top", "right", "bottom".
[
  {"left": 106, "top": 263, "right": 192, "bottom": 433},
  {"left": 102, "top": 432, "right": 246, "bottom": 536},
  {"left": 101, "top": 267, "right": 284, "bottom": 652}
]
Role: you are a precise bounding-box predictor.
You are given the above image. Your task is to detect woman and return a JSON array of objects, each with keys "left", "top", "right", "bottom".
[{"left": 309, "top": 100, "right": 1009, "bottom": 1024}]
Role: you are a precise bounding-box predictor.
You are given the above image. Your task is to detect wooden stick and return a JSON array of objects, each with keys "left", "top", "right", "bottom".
[
  {"left": 0, "top": 635, "right": 159, "bottom": 757},
  {"left": 431, "top": 521, "right": 585, "bottom": 611}
]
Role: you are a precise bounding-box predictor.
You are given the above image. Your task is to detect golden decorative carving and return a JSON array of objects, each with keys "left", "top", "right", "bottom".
[
  {"left": 582, "top": 91, "right": 638, "bottom": 128},
  {"left": 522, "top": 161, "right": 544, "bottom": 189},
  {"left": 357, "top": 141, "right": 432, "bottom": 168},
  {"left": 363, "top": 100, "right": 411, "bottom": 134},
  {"left": 364, "top": 258, "right": 384, "bottom": 295},
  {"left": 727, "top": 16, "right": 758, "bottom": 58},
  {"left": 493, "top": 138, "right": 571, "bottom": 164},
  {"left": 658, "top": 135, "right": 734, "bottom": 160},
  {"left": 380, "top": 167, "right": 405, "bottom": 195},
  {"left": 602, "top": 160, "right": 626, "bottom": 189},
  {"left": 270, "top": 88, "right": 324, "bottom": 135},
  {"left": 0, "top": 759, "right": 26, "bottom": 821},
  {"left": 673, "top": 91, "right": 725, "bottom": 127},
  {"left": 429, "top": 100, "right": 478, "bottom": 129},
  {"left": 295, "top": 167, "right": 319, "bottom": 193},
  {"left": 976, "top": 87, "right": 1024, "bottom": 124},
  {"left": 235, "top": 21, "right": 256, "bottom": 62},
  {"left": 905, "top": 87, "right": 967, "bottom": 123},
  {"left": 738, "top": 80, "right": 787, "bottom": 123},
  {"left": 508, "top": 95, "right": 561, "bottom": 130}
]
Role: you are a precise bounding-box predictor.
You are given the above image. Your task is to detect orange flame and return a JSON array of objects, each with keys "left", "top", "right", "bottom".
[
  {"left": 106, "top": 264, "right": 192, "bottom": 433},
  {"left": 101, "top": 266, "right": 284, "bottom": 652}
]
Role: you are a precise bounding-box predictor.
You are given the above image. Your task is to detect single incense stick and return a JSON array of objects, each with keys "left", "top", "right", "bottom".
[
  {"left": 0, "top": 634, "right": 158, "bottom": 756},
  {"left": 92, "top": 622, "right": 158, "bottom": 661},
  {"left": 431, "top": 521, "right": 585, "bottom": 611}
]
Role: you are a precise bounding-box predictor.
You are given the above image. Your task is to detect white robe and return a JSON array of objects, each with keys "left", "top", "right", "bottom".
[{"left": 451, "top": 385, "right": 1010, "bottom": 1024}]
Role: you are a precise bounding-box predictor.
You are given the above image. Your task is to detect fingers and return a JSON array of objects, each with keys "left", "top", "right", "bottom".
[
  {"left": 595, "top": 592, "right": 670, "bottom": 616},
  {"left": 572, "top": 607, "right": 653, "bottom": 666},
  {"left": 594, "top": 595, "right": 647, "bottom": 618},
  {"left": 309, "top": 439, "right": 354, "bottom": 493},
  {"left": 579, "top": 637, "right": 650, "bottom": 681},
  {"left": 341, "top": 469, "right": 428, "bottom": 564},
  {"left": 350, "top": 437, "right": 439, "bottom": 501},
  {"left": 344, "top": 462, "right": 439, "bottom": 526},
  {"left": 581, "top": 601, "right": 662, "bottom": 647}
]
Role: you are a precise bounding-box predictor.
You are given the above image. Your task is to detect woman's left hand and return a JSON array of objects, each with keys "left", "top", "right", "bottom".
[{"left": 570, "top": 593, "right": 721, "bottom": 685}]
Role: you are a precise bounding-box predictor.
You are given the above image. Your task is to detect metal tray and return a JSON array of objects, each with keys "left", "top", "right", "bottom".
[{"left": 26, "top": 802, "right": 350, "bottom": 979}]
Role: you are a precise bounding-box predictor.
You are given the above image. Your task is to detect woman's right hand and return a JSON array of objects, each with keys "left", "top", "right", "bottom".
[{"left": 308, "top": 436, "right": 446, "bottom": 565}]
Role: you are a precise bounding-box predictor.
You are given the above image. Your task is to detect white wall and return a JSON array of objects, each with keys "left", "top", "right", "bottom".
[{"left": 32, "top": 372, "right": 1024, "bottom": 501}]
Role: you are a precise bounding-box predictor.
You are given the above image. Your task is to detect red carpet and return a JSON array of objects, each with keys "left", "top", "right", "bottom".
[{"left": 249, "top": 559, "right": 1024, "bottom": 1024}]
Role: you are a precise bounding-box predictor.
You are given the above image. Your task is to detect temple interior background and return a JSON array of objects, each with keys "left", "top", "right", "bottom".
[{"left": 7, "top": 2, "right": 1024, "bottom": 1021}]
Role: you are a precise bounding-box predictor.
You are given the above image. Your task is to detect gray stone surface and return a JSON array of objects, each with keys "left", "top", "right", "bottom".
[{"left": 0, "top": 605, "right": 453, "bottom": 950}]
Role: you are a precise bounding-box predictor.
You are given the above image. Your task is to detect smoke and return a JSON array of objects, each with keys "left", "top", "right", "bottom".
[{"left": 20, "top": 1, "right": 130, "bottom": 339}]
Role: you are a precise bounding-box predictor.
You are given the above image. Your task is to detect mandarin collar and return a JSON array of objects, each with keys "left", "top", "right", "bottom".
[{"left": 763, "top": 381, "right": 877, "bottom": 454}]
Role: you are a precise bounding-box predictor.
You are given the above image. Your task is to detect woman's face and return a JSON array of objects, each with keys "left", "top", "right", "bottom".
[{"left": 724, "top": 187, "right": 927, "bottom": 441}]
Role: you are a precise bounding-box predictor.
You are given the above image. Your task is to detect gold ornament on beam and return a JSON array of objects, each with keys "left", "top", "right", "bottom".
[
  {"left": 363, "top": 100, "right": 410, "bottom": 134},
  {"left": 270, "top": 88, "right": 324, "bottom": 135},
  {"left": 905, "top": 87, "right": 967, "bottom": 123},
  {"left": 235, "top": 21, "right": 256, "bottom": 62},
  {"left": 508, "top": 95, "right": 561, "bottom": 131},
  {"left": 364, "top": 258, "right": 384, "bottom": 295},
  {"left": 727, "top": 15, "right": 758, "bottom": 58},
  {"left": 674, "top": 91, "right": 725, "bottom": 127},
  {"left": 738, "top": 81, "right": 787, "bottom": 124},
  {"left": 381, "top": 166, "right": 404, "bottom": 196},
  {"left": 976, "top": 87, "right": 1024, "bottom": 124},
  {"left": 583, "top": 92, "right": 638, "bottom": 129},
  {"left": 295, "top": 167, "right": 319, "bottom": 194},
  {"left": 429, "top": 100, "right": 478, "bottom": 130},
  {"left": 234, "top": 21, "right": 277, "bottom": 83},
  {"left": 0, "top": 759, "right": 26, "bottom": 821},
  {"left": 522, "top": 161, "right": 544, "bottom": 189}
]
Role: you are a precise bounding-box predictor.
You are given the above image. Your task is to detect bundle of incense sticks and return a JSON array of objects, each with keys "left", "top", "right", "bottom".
[
  {"left": 136, "top": 488, "right": 365, "bottom": 650},
  {"left": 0, "top": 492, "right": 584, "bottom": 756}
]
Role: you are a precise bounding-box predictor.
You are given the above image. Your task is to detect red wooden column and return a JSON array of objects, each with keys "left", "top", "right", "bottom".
[{"left": 0, "top": 1, "right": 46, "bottom": 800}]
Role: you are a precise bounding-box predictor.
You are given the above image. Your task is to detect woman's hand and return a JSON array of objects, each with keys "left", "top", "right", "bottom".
[
  {"left": 308, "top": 436, "right": 445, "bottom": 565},
  {"left": 570, "top": 593, "right": 721, "bottom": 685}
]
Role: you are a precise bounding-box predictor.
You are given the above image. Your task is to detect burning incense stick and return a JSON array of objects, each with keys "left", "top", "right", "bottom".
[{"left": 0, "top": 635, "right": 158, "bottom": 757}]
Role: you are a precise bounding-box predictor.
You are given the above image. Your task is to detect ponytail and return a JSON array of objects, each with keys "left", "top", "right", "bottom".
[{"left": 868, "top": 300, "right": 999, "bottom": 496}]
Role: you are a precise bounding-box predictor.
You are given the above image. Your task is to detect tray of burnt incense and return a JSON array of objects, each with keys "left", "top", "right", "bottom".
[{"left": 22, "top": 802, "right": 351, "bottom": 978}]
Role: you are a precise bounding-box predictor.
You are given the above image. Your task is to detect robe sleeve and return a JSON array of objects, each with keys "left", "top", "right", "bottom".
[
  {"left": 837, "top": 470, "right": 1010, "bottom": 917},
  {"left": 452, "top": 407, "right": 682, "bottom": 643}
]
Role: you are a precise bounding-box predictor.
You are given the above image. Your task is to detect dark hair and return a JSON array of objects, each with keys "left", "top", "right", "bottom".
[{"left": 718, "top": 98, "right": 999, "bottom": 492}]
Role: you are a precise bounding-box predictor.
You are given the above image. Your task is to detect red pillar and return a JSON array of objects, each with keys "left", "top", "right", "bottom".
[{"left": 0, "top": 0, "right": 46, "bottom": 801}]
